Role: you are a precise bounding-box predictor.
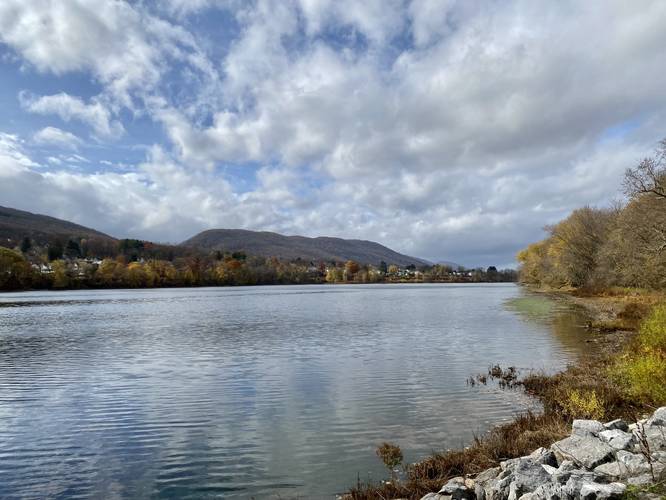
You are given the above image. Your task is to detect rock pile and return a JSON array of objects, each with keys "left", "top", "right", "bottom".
[{"left": 420, "top": 407, "right": 666, "bottom": 500}]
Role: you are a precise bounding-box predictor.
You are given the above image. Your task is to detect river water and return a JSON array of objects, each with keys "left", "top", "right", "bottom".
[{"left": 0, "top": 284, "right": 588, "bottom": 499}]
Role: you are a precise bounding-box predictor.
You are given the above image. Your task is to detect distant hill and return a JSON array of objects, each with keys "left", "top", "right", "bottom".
[
  {"left": 182, "top": 229, "right": 430, "bottom": 266},
  {"left": 0, "top": 205, "right": 433, "bottom": 266},
  {"left": 0, "top": 205, "right": 116, "bottom": 248}
]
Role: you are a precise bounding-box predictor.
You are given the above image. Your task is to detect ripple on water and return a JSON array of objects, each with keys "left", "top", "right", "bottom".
[{"left": 0, "top": 284, "right": 589, "bottom": 498}]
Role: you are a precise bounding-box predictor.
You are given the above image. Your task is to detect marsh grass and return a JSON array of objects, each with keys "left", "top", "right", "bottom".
[{"left": 346, "top": 412, "right": 568, "bottom": 500}]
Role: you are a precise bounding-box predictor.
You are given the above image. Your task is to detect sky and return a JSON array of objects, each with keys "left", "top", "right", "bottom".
[{"left": 0, "top": 1, "right": 665, "bottom": 268}]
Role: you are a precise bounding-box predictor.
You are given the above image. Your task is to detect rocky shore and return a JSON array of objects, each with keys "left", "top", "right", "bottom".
[{"left": 419, "top": 408, "right": 666, "bottom": 500}]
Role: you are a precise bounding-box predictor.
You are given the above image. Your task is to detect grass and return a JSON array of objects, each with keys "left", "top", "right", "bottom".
[
  {"left": 622, "top": 481, "right": 666, "bottom": 500},
  {"left": 614, "top": 304, "right": 666, "bottom": 404},
  {"left": 344, "top": 294, "right": 666, "bottom": 500},
  {"left": 346, "top": 413, "right": 569, "bottom": 500}
]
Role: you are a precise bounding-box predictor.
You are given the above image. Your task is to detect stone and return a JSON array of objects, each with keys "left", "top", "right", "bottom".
[
  {"left": 598, "top": 429, "right": 635, "bottom": 450},
  {"left": 615, "top": 450, "right": 652, "bottom": 476},
  {"left": 475, "top": 482, "right": 486, "bottom": 500},
  {"left": 550, "top": 460, "right": 579, "bottom": 485},
  {"left": 572, "top": 419, "right": 605, "bottom": 437},
  {"left": 506, "top": 460, "right": 552, "bottom": 500},
  {"left": 528, "top": 448, "right": 558, "bottom": 467},
  {"left": 647, "top": 406, "right": 666, "bottom": 427},
  {"left": 579, "top": 481, "right": 626, "bottom": 500},
  {"left": 484, "top": 475, "right": 512, "bottom": 500},
  {"left": 420, "top": 494, "right": 450, "bottom": 500},
  {"left": 551, "top": 434, "right": 615, "bottom": 469},
  {"left": 594, "top": 461, "right": 623, "bottom": 480},
  {"left": 627, "top": 473, "right": 654, "bottom": 486},
  {"left": 439, "top": 477, "right": 476, "bottom": 500},
  {"left": 603, "top": 419, "right": 629, "bottom": 432},
  {"left": 638, "top": 424, "right": 666, "bottom": 450},
  {"left": 562, "top": 471, "right": 598, "bottom": 498},
  {"left": 475, "top": 467, "right": 501, "bottom": 485},
  {"left": 529, "top": 482, "right": 564, "bottom": 500},
  {"left": 540, "top": 464, "right": 558, "bottom": 475}
]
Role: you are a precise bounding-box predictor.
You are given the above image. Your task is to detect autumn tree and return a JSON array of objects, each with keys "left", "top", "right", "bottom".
[
  {"left": 0, "top": 247, "right": 33, "bottom": 290},
  {"left": 344, "top": 260, "right": 360, "bottom": 281}
]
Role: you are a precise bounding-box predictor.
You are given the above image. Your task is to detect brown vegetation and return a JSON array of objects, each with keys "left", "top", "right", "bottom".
[{"left": 517, "top": 138, "right": 666, "bottom": 290}]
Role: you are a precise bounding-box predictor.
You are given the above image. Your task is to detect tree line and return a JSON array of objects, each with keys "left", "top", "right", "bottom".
[
  {"left": 1, "top": 239, "right": 515, "bottom": 292},
  {"left": 518, "top": 138, "right": 666, "bottom": 289}
]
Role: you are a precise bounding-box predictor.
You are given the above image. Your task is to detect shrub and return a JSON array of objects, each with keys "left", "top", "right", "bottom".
[
  {"left": 615, "top": 304, "right": 666, "bottom": 405},
  {"left": 376, "top": 442, "right": 403, "bottom": 471},
  {"left": 557, "top": 389, "right": 605, "bottom": 420}
]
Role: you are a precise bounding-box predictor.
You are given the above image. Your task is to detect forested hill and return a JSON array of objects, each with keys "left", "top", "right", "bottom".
[
  {"left": 182, "top": 229, "right": 429, "bottom": 267},
  {"left": 0, "top": 206, "right": 117, "bottom": 248}
]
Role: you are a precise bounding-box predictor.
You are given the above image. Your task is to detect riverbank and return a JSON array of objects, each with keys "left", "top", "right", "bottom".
[{"left": 344, "top": 289, "right": 666, "bottom": 499}]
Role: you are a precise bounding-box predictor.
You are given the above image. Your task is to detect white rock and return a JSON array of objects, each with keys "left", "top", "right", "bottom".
[
  {"left": 615, "top": 450, "right": 651, "bottom": 475},
  {"left": 598, "top": 429, "right": 635, "bottom": 450},
  {"left": 647, "top": 406, "right": 666, "bottom": 426},
  {"left": 603, "top": 419, "right": 629, "bottom": 432},
  {"left": 551, "top": 435, "right": 614, "bottom": 469},
  {"left": 541, "top": 464, "right": 558, "bottom": 475},
  {"left": 572, "top": 419, "right": 605, "bottom": 437},
  {"left": 579, "top": 481, "right": 626, "bottom": 500}
]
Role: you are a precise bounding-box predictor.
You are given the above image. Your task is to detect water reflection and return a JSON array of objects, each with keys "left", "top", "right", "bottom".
[{"left": 0, "top": 284, "right": 589, "bottom": 498}]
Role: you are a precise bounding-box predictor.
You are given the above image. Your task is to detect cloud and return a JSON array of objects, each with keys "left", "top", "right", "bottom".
[
  {"left": 1, "top": 1, "right": 665, "bottom": 266},
  {"left": 0, "top": 0, "right": 210, "bottom": 107},
  {"left": 21, "top": 92, "right": 124, "bottom": 140},
  {"left": 33, "top": 126, "right": 83, "bottom": 150}
]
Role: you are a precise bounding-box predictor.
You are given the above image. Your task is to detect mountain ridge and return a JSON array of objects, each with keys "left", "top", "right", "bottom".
[
  {"left": 0, "top": 205, "right": 117, "bottom": 248},
  {"left": 182, "top": 228, "right": 430, "bottom": 266},
  {"left": 0, "top": 206, "right": 432, "bottom": 266}
]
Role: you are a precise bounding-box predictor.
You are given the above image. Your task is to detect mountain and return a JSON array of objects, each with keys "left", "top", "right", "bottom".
[
  {"left": 0, "top": 205, "right": 116, "bottom": 248},
  {"left": 182, "top": 229, "right": 429, "bottom": 266},
  {"left": 0, "top": 205, "right": 432, "bottom": 266}
]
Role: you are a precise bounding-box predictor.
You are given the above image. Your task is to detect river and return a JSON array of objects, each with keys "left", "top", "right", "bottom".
[{"left": 0, "top": 283, "right": 588, "bottom": 498}]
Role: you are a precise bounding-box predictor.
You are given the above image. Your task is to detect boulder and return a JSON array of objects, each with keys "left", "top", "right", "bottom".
[
  {"left": 615, "top": 450, "right": 652, "bottom": 476},
  {"left": 550, "top": 460, "right": 579, "bottom": 485},
  {"left": 420, "top": 494, "right": 451, "bottom": 500},
  {"left": 598, "top": 429, "right": 635, "bottom": 451},
  {"left": 475, "top": 467, "right": 501, "bottom": 485},
  {"left": 603, "top": 419, "right": 629, "bottom": 432},
  {"left": 637, "top": 424, "right": 666, "bottom": 451},
  {"left": 506, "top": 460, "right": 552, "bottom": 500},
  {"left": 594, "top": 461, "right": 624, "bottom": 480},
  {"left": 647, "top": 407, "right": 666, "bottom": 427},
  {"left": 551, "top": 435, "right": 615, "bottom": 469},
  {"left": 526, "top": 482, "right": 564, "bottom": 500},
  {"left": 527, "top": 447, "right": 558, "bottom": 467},
  {"left": 572, "top": 419, "right": 605, "bottom": 437},
  {"left": 484, "top": 475, "right": 512, "bottom": 500},
  {"left": 540, "top": 464, "right": 558, "bottom": 475},
  {"left": 439, "top": 477, "right": 476, "bottom": 500},
  {"left": 562, "top": 471, "right": 598, "bottom": 497},
  {"left": 579, "top": 481, "right": 626, "bottom": 500},
  {"left": 627, "top": 473, "right": 654, "bottom": 486}
]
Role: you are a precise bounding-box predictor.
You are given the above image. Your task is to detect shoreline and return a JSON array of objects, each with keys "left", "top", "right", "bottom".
[
  {"left": 345, "top": 288, "right": 665, "bottom": 499},
  {"left": 0, "top": 280, "right": 517, "bottom": 294}
]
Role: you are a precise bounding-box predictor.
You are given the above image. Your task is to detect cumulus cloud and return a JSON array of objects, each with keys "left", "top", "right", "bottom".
[
  {"left": 33, "top": 126, "right": 83, "bottom": 150},
  {"left": 21, "top": 93, "right": 124, "bottom": 140},
  {"left": 1, "top": 0, "right": 665, "bottom": 266}
]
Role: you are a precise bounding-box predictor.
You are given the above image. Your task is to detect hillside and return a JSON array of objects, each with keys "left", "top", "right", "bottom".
[
  {"left": 182, "top": 229, "right": 429, "bottom": 266},
  {"left": 0, "top": 205, "right": 116, "bottom": 248}
]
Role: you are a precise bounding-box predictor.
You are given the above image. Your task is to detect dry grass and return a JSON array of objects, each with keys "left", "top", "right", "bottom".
[{"left": 346, "top": 413, "right": 569, "bottom": 500}]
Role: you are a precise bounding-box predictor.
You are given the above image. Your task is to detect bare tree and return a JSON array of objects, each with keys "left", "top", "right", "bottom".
[{"left": 623, "top": 138, "right": 666, "bottom": 200}]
